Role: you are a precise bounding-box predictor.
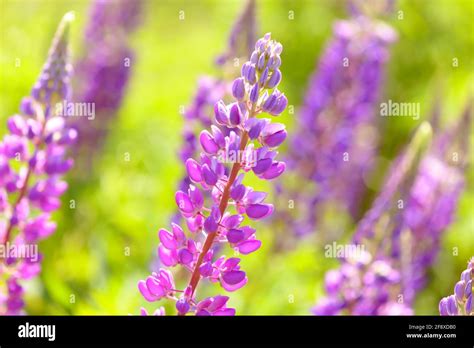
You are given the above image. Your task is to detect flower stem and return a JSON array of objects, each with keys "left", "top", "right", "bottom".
[{"left": 187, "top": 131, "right": 250, "bottom": 297}]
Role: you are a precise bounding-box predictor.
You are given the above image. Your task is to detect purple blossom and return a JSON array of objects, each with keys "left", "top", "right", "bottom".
[
  {"left": 196, "top": 295, "right": 235, "bottom": 316},
  {"left": 315, "top": 104, "right": 470, "bottom": 314},
  {"left": 439, "top": 257, "right": 473, "bottom": 316},
  {"left": 286, "top": 16, "right": 397, "bottom": 235},
  {"left": 0, "top": 13, "right": 75, "bottom": 315},
  {"left": 356, "top": 106, "right": 470, "bottom": 305},
  {"left": 313, "top": 253, "right": 409, "bottom": 315},
  {"left": 72, "top": 0, "right": 142, "bottom": 168},
  {"left": 174, "top": 0, "right": 256, "bottom": 220},
  {"left": 139, "top": 33, "right": 287, "bottom": 315},
  {"left": 138, "top": 269, "right": 175, "bottom": 302}
]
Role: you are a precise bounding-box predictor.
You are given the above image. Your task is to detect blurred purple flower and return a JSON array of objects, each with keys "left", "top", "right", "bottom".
[
  {"left": 0, "top": 13, "right": 75, "bottom": 315},
  {"left": 286, "top": 16, "right": 397, "bottom": 235},
  {"left": 72, "top": 0, "right": 142, "bottom": 170},
  {"left": 174, "top": 0, "right": 257, "bottom": 221},
  {"left": 315, "top": 102, "right": 471, "bottom": 314}
]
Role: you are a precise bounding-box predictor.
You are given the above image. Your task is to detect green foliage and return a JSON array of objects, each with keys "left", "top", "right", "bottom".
[{"left": 0, "top": 0, "right": 472, "bottom": 315}]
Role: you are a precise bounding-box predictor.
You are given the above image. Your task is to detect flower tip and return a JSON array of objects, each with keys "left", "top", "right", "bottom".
[
  {"left": 56, "top": 12, "right": 74, "bottom": 40},
  {"left": 410, "top": 121, "right": 432, "bottom": 155},
  {"left": 469, "top": 257, "right": 474, "bottom": 269},
  {"left": 63, "top": 11, "right": 75, "bottom": 23},
  {"left": 418, "top": 121, "right": 432, "bottom": 139}
]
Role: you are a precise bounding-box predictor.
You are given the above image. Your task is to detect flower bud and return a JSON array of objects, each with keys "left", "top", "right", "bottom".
[
  {"left": 188, "top": 185, "right": 203, "bottom": 210},
  {"left": 261, "top": 123, "right": 287, "bottom": 147},
  {"left": 247, "top": 118, "right": 268, "bottom": 140},
  {"left": 186, "top": 158, "right": 203, "bottom": 183},
  {"left": 200, "top": 130, "right": 219, "bottom": 154},
  {"left": 262, "top": 92, "right": 278, "bottom": 112},
  {"left": 269, "top": 93, "right": 288, "bottom": 116},
  {"left": 201, "top": 163, "right": 218, "bottom": 186},
  {"left": 229, "top": 103, "right": 242, "bottom": 126},
  {"left": 266, "top": 69, "right": 282, "bottom": 89},
  {"left": 268, "top": 55, "right": 281, "bottom": 69},
  {"left": 259, "top": 67, "right": 269, "bottom": 85},
  {"left": 176, "top": 297, "right": 190, "bottom": 314},
  {"left": 455, "top": 281, "right": 466, "bottom": 302},
  {"left": 231, "top": 184, "right": 246, "bottom": 201},
  {"left": 214, "top": 100, "right": 229, "bottom": 125},
  {"left": 250, "top": 51, "right": 258, "bottom": 64},
  {"left": 175, "top": 191, "right": 194, "bottom": 215},
  {"left": 257, "top": 54, "right": 266, "bottom": 71},
  {"left": 231, "top": 78, "right": 245, "bottom": 100},
  {"left": 244, "top": 64, "right": 256, "bottom": 85},
  {"left": 249, "top": 84, "right": 259, "bottom": 103}
]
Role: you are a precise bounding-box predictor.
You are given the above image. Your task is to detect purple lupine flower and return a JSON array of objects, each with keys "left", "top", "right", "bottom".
[
  {"left": 439, "top": 257, "right": 473, "bottom": 316},
  {"left": 0, "top": 13, "right": 75, "bottom": 315},
  {"left": 72, "top": 0, "right": 142, "bottom": 168},
  {"left": 315, "top": 103, "right": 470, "bottom": 314},
  {"left": 174, "top": 0, "right": 256, "bottom": 218},
  {"left": 314, "top": 123, "right": 430, "bottom": 315},
  {"left": 195, "top": 295, "right": 235, "bottom": 316},
  {"left": 286, "top": 15, "right": 397, "bottom": 235},
  {"left": 352, "top": 121, "right": 434, "bottom": 244},
  {"left": 139, "top": 33, "right": 287, "bottom": 315},
  {"left": 313, "top": 252, "right": 410, "bottom": 315},
  {"left": 354, "top": 105, "right": 470, "bottom": 305},
  {"left": 397, "top": 102, "right": 471, "bottom": 304}
]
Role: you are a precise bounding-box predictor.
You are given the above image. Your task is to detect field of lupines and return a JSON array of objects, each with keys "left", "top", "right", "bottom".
[{"left": 0, "top": 0, "right": 472, "bottom": 317}]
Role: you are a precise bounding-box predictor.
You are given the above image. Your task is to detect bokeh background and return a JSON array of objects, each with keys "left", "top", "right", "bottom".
[{"left": 0, "top": 0, "right": 472, "bottom": 314}]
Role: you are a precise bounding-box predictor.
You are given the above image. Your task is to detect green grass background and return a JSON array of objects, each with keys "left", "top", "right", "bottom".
[{"left": 0, "top": 0, "right": 473, "bottom": 314}]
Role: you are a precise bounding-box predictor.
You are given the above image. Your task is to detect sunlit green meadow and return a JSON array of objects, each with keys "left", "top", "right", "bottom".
[{"left": 0, "top": 0, "right": 472, "bottom": 315}]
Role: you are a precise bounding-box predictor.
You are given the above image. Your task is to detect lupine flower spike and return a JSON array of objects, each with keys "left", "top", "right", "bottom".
[
  {"left": 0, "top": 12, "right": 75, "bottom": 315},
  {"left": 284, "top": 11, "right": 397, "bottom": 237},
  {"left": 72, "top": 0, "right": 142, "bottom": 171},
  {"left": 315, "top": 101, "right": 471, "bottom": 315},
  {"left": 314, "top": 122, "right": 432, "bottom": 315},
  {"left": 175, "top": 0, "right": 256, "bottom": 217},
  {"left": 439, "top": 257, "right": 473, "bottom": 316},
  {"left": 394, "top": 102, "right": 471, "bottom": 304},
  {"left": 139, "top": 33, "right": 287, "bottom": 315}
]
